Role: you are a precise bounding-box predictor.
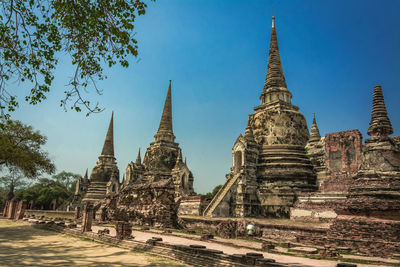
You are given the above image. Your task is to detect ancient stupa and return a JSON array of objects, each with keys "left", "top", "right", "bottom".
[
  {"left": 82, "top": 113, "right": 120, "bottom": 203},
  {"left": 124, "top": 81, "right": 195, "bottom": 197},
  {"left": 204, "top": 17, "right": 317, "bottom": 218}
]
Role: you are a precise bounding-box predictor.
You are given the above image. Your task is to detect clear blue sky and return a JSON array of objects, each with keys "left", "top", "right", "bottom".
[{"left": 12, "top": 0, "right": 400, "bottom": 194}]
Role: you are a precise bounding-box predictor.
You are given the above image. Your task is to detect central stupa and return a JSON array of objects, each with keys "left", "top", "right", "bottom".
[{"left": 204, "top": 17, "right": 317, "bottom": 218}]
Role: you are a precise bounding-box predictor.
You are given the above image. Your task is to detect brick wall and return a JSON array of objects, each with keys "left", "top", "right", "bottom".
[{"left": 321, "top": 130, "right": 363, "bottom": 192}]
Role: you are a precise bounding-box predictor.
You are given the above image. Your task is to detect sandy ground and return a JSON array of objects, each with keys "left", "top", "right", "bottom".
[{"left": 0, "top": 219, "right": 189, "bottom": 267}]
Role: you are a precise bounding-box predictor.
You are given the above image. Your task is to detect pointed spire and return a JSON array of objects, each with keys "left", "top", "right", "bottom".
[
  {"left": 309, "top": 113, "right": 321, "bottom": 143},
  {"left": 135, "top": 148, "right": 142, "bottom": 166},
  {"left": 260, "top": 17, "right": 292, "bottom": 105},
  {"left": 367, "top": 85, "right": 393, "bottom": 139},
  {"left": 154, "top": 80, "right": 175, "bottom": 142},
  {"left": 264, "top": 16, "right": 287, "bottom": 91},
  {"left": 101, "top": 112, "right": 114, "bottom": 156},
  {"left": 185, "top": 157, "right": 187, "bottom": 165},
  {"left": 177, "top": 148, "right": 183, "bottom": 163},
  {"left": 83, "top": 168, "right": 89, "bottom": 182},
  {"left": 174, "top": 148, "right": 183, "bottom": 169}
]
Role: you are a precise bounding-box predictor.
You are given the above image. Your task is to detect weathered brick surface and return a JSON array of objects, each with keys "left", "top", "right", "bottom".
[
  {"left": 104, "top": 179, "right": 180, "bottom": 228},
  {"left": 321, "top": 130, "right": 362, "bottom": 192},
  {"left": 325, "top": 215, "right": 400, "bottom": 256},
  {"left": 81, "top": 203, "right": 94, "bottom": 232},
  {"left": 15, "top": 200, "right": 27, "bottom": 220},
  {"left": 178, "top": 195, "right": 210, "bottom": 215},
  {"left": 115, "top": 221, "right": 133, "bottom": 240}
]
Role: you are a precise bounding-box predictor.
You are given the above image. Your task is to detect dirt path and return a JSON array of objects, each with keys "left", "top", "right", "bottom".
[{"left": 0, "top": 219, "right": 188, "bottom": 267}]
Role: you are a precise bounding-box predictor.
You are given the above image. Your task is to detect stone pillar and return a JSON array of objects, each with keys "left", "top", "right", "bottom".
[
  {"left": 7, "top": 199, "right": 17, "bottom": 219},
  {"left": 100, "top": 207, "right": 107, "bottom": 222},
  {"left": 115, "top": 221, "right": 133, "bottom": 240},
  {"left": 2, "top": 200, "right": 9, "bottom": 217},
  {"left": 15, "top": 200, "right": 27, "bottom": 220},
  {"left": 81, "top": 203, "right": 94, "bottom": 232},
  {"left": 74, "top": 206, "right": 81, "bottom": 220}
]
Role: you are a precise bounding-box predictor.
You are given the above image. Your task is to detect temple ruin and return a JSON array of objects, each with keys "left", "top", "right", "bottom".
[
  {"left": 122, "top": 80, "right": 195, "bottom": 198},
  {"left": 204, "top": 17, "right": 317, "bottom": 218}
]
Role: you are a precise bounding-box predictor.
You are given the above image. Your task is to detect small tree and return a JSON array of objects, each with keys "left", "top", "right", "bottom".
[{"left": 0, "top": 120, "right": 55, "bottom": 178}]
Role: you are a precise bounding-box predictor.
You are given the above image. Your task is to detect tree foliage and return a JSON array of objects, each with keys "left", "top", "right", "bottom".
[
  {"left": 0, "top": 120, "right": 55, "bottom": 178},
  {"left": 52, "top": 170, "right": 80, "bottom": 192},
  {"left": 205, "top": 184, "right": 222, "bottom": 198},
  {"left": 0, "top": 0, "right": 151, "bottom": 120},
  {"left": 17, "top": 177, "right": 71, "bottom": 209}
]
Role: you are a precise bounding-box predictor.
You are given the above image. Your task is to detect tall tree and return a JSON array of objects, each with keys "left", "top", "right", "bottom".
[
  {"left": 0, "top": 120, "right": 55, "bottom": 178},
  {"left": 0, "top": 0, "right": 151, "bottom": 121}
]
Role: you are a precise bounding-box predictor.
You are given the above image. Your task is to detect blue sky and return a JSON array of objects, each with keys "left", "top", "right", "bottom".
[{"left": 12, "top": 0, "right": 400, "bottom": 193}]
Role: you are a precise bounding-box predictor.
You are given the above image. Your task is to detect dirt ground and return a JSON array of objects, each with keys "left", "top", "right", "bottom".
[{"left": 0, "top": 219, "right": 189, "bottom": 267}]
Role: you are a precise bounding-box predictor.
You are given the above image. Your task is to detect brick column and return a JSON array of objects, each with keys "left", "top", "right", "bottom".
[
  {"left": 74, "top": 206, "right": 81, "bottom": 220},
  {"left": 115, "top": 221, "right": 132, "bottom": 240},
  {"left": 81, "top": 203, "right": 94, "bottom": 232},
  {"left": 100, "top": 207, "right": 107, "bottom": 222},
  {"left": 2, "top": 200, "right": 9, "bottom": 217},
  {"left": 15, "top": 200, "right": 27, "bottom": 220},
  {"left": 7, "top": 199, "right": 17, "bottom": 219}
]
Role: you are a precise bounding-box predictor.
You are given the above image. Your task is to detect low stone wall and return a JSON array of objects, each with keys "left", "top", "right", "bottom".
[
  {"left": 180, "top": 216, "right": 328, "bottom": 245},
  {"left": 290, "top": 193, "right": 347, "bottom": 222},
  {"left": 33, "top": 222, "right": 286, "bottom": 267},
  {"left": 325, "top": 215, "right": 400, "bottom": 257},
  {"left": 25, "top": 210, "right": 75, "bottom": 220}
]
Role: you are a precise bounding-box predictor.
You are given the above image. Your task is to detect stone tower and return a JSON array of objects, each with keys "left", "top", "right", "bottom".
[
  {"left": 204, "top": 17, "right": 317, "bottom": 218},
  {"left": 125, "top": 81, "right": 195, "bottom": 197},
  {"left": 82, "top": 113, "right": 120, "bottom": 203}
]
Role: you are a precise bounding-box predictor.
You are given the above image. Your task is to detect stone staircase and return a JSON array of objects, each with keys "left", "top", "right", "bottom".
[
  {"left": 203, "top": 173, "right": 241, "bottom": 217},
  {"left": 82, "top": 181, "right": 108, "bottom": 203}
]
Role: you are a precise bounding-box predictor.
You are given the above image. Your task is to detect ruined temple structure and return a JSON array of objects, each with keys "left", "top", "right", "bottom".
[
  {"left": 123, "top": 81, "right": 195, "bottom": 198},
  {"left": 325, "top": 85, "right": 400, "bottom": 256},
  {"left": 82, "top": 113, "right": 120, "bottom": 203},
  {"left": 104, "top": 179, "right": 180, "bottom": 228},
  {"left": 62, "top": 169, "right": 90, "bottom": 211},
  {"left": 204, "top": 17, "right": 317, "bottom": 218}
]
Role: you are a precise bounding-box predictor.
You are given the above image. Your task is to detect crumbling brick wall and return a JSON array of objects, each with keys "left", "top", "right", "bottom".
[
  {"left": 104, "top": 179, "right": 180, "bottom": 228},
  {"left": 321, "top": 130, "right": 363, "bottom": 192}
]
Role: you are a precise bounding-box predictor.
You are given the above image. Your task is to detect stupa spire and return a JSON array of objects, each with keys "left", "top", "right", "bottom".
[
  {"left": 154, "top": 80, "right": 175, "bottom": 142},
  {"left": 101, "top": 112, "right": 114, "bottom": 156},
  {"left": 260, "top": 17, "right": 292, "bottom": 105},
  {"left": 83, "top": 168, "right": 89, "bottom": 182},
  {"left": 177, "top": 148, "right": 183, "bottom": 163},
  {"left": 135, "top": 148, "right": 142, "bottom": 166},
  {"left": 367, "top": 85, "right": 393, "bottom": 139},
  {"left": 309, "top": 113, "right": 321, "bottom": 143}
]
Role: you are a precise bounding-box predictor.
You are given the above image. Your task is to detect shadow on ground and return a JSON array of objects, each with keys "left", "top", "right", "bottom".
[{"left": 0, "top": 219, "right": 188, "bottom": 267}]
